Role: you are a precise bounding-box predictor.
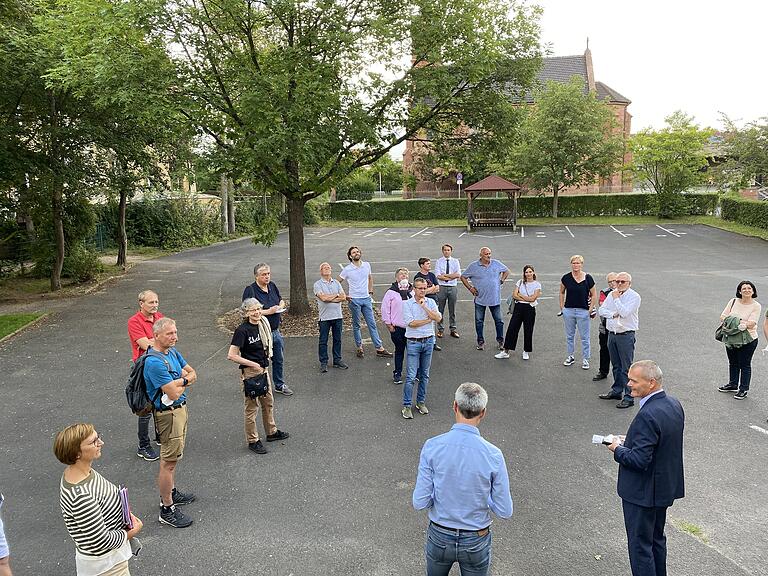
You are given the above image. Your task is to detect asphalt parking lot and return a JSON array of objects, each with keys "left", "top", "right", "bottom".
[{"left": 1, "top": 224, "right": 767, "bottom": 575}]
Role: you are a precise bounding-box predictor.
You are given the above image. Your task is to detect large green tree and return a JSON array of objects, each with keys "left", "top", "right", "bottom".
[
  {"left": 716, "top": 115, "right": 768, "bottom": 191},
  {"left": 630, "top": 111, "right": 713, "bottom": 217},
  {"left": 496, "top": 76, "right": 624, "bottom": 218},
  {"left": 137, "top": 0, "right": 541, "bottom": 312}
]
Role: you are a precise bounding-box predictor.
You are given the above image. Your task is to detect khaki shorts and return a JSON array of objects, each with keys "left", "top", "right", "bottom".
[{"left": 154, "top": 405, "right": 188, "bottom": 462}]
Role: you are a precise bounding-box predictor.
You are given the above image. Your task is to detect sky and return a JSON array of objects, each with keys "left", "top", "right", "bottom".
[{"left": 536, "top": 0, "right": 767, "bottom": 131}]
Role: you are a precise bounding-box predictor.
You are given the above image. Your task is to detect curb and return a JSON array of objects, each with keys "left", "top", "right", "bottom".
[{"left": 0, "top": 312, "right": 51, "bottom": 345}]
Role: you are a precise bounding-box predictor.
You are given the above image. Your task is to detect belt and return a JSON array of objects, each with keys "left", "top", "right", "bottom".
[
  {"left": 156, "top": 401, "right": 186, "bottom": 412},
  {"left": 609, "top": 330, "right": 635, "bottom": 335},
  {"left": 431, "top": 521, "right": 490, "bottom": 537},
  {"left": 407, "top": 336, "right": 433, "bottom": 342}
]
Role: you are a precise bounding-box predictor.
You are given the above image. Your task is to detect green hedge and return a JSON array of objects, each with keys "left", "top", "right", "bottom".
[
  {"left": 720, "top": 195, "right": 768, "bottom": 230},
  {"left": 327, "top": 193, "right": 719, "bottom": 221}
]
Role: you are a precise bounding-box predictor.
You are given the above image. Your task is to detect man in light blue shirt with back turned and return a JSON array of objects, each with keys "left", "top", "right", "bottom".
[{"left": 413, "top": 382, "right": 513, "bottom": 575}]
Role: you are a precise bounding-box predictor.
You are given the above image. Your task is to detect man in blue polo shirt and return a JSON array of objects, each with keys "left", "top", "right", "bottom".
[
  {"left": 461, "top": 247, "right": 509, "bottom": 351},
  {"left": 413, "top": 382, "right": 513, "bottom": 575},
  {"left": 242, "top": 263, "right": 293, "bottom": 396}
]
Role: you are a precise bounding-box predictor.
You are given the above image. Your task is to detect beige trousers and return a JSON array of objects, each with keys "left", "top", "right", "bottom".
[
  {"left": 100, "top": 560, "right": 130, "bottom": 576},
  {"left": 241, "top": 367, "right": 277, "bottom": 444}
]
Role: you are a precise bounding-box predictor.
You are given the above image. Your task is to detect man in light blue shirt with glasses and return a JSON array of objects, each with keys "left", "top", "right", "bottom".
[{"left": 413, "top": 382, "right": 513, "bottom": 576}]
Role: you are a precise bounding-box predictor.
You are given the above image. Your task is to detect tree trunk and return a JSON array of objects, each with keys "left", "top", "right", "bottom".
[
  {"left": 220, "top": 173, "right": 228, "bottom": 236},
  {"left": 551, "top": 185, "right": 560, "bottom": 218},
  {"left": 51, "top": 172, "right": 65, "bottom": 291},
  {"left": 227, "top": 177, "right": 236, "bottom": 234},
  {"left": 116, "top": 186, "right": 128, "bottom": 269},
  {"left": 287, "top": 196, "right": 310, "bottom": 315}
]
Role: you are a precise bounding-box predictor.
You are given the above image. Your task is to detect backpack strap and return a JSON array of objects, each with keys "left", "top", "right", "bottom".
[{"left": 144, "top": 349, "right": 173, "bottom": 403}]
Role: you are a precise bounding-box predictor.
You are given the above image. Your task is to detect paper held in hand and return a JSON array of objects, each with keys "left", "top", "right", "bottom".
[
  {"left": 592, "top": 434, "right": 622, "bottom": 446},
  {"left": 118, "top": 485, "right": 133, "bottom": 529}
]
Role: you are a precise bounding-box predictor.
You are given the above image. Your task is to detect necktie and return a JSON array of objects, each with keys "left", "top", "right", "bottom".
[{"left": 445, "top": 258, "right": 450, "bottom": 279}]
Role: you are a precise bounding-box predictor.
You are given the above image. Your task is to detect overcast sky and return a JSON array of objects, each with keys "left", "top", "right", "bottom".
[{"left": 536, "top": 0, "right": 766, "bottom": 131}]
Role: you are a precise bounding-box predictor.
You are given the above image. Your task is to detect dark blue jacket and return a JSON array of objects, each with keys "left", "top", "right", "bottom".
[{"left": 614, "top": 391, "right": 685, "bottom": 508}]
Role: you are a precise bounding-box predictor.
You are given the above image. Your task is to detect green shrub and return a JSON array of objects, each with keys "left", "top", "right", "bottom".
[
  {"left": 721, "top": 195, "right": 768, "bottom": 230},
  {"left": 62, "top": 243, "right": 103, "bottom": 282},
  {"left": 326, "top": 193, "right": 718, "bottom": 221},
  {"left": 336, "top": 172, "right": 376, "bottom": 201}
]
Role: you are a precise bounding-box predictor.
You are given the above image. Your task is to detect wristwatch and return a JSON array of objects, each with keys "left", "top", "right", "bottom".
[{"left": 182, "top": 377, "right": 189, "bottom": 387}]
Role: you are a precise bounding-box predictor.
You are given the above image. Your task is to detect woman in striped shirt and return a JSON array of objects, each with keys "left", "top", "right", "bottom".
[{"left": 54, "top": 424, "right": 143, "bottom": 575}]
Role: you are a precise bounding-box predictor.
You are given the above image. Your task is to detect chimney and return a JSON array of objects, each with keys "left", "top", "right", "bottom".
[{"left": 584, "top": 39, "right": 595, "bottom": 92}]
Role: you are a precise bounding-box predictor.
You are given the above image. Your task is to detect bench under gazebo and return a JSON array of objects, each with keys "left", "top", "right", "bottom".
[{"left": 465, "top": 174, "right": 522, "bottom": 231}]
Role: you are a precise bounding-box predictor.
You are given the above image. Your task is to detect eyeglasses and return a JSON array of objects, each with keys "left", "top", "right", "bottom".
[
  {"left": 616, "top": 280, "right": 629, "bottom": 285},
  {"left": 87, "top": 434, "right": 103, "bottom": 447}
]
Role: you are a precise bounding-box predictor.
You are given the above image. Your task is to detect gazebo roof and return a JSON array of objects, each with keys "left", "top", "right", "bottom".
[{"left": 465, "top": 174, "right": 521, "bottom": 192}]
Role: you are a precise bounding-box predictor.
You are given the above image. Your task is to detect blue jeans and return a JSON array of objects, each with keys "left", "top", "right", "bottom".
[
  {"left": 403, "top": 337, "right": 433, "bottom": 406},
  {"left": 563, "top": 308, "right": 590, "bottom": 358},
  {"left": 389, "top": 326, "right": 407, "bottom": 379},
  {"left": 474, "top": 304, "right": 504, "bottom": 345},
  {"left": 318, "top": 318, "right": 343, "bottom": 365},
  {"left": 425, "top": 523, "right": 492, "bottom": 576},
  {"left": 271, "top": 329, "right": 285, "bottom": 389},
  {"left": 609, "top": 331, "right": 636, "bottom": 401},
  {"left": 349, "top": 297, "right": 383, "bottom": 349}
]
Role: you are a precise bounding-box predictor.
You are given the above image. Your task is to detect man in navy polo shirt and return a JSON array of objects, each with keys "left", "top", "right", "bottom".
[{"left": 242, "top": 263, "right": 294, "bottom": 396}]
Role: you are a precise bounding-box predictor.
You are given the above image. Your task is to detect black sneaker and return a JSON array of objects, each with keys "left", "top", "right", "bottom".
[
  {"left": 320, "top": 364, "right": 328, "bottom": 373},
  {"left": 333, "top": 361, "right": 349, "bottom": 369},
  {"left": 172, "top": 488, "right": 196, "bottom": 506},
  {"left": 159, "top": 505, "right": 193, "bottom": 528},
  {"left": 248, "top": 440, "right": 267, "bottom": 454},
  {"left": 718, "top": 385, "right": 738, "bottom": 393},
  {"left": 137, "top": 445, "right": 159, "bottom": 461},
  {"left": 266, "top": 430, "right": 290, "bottom": 442},
  {"left": 733, "top": 390, "right": 748, "bottom": 400}
]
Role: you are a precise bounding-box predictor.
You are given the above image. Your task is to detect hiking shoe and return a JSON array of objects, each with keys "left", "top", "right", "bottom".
[
  {"left": 734, "top": 390, "right": 748, "bottom": 400},
  {"left": 582, "top": 359, "right": 590, "bottom": 370},
  {"left": 476, "top": 342, "right": 485, "bottom": 351},
  {"left": 172, "top": 488, "right": 196, "bottom": 506},
  {"left": 522, "top": 352, "right": 530, "bottom": 360},
  {"left": 137, "top": 445, "right": 159, "bottom": 462},
  {"left": 320, "top": 364, "right": 328, "bottom": 373},
  {"left": 333, "top": 361, "right": 349, "bottom": 369},
  {"left": 718, "top": 384, "right": 738, "bottom": 393},
  {"left": 275, "top": 385, "right": 294, "bottom": 396},
  {"left": 415, "top": 402, "right": 429, "bottom": 415},
  {"left": 401, "top": 406, "right": 413, "bottom": 419},
  {"left": 248, "top": 440, "right": 267, "bottom": 454},
  {"left": 563, "top": 355, "right": 575, "bottom": 366},
  {"left": 266, "top": 430, "right": 290, "bottom": 442},
  {"left": 376, "top": 348, "right": 393, "bottom": 358},
  {"left": 356, "top": 347, "right": 364, "bottom": 358},
  {"left": 159, "top": 505, "right": 193, "bottom": 528},
  {"left": 494, "top": 351, "right": 510, "bottom": 359}
]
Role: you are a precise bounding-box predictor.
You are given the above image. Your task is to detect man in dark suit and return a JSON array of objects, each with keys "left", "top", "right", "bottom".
[{"left": 607, "top": 360, "right": 684, "bottom": 576}]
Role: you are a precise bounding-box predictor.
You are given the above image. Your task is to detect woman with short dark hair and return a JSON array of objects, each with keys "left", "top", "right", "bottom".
[
  {"left": 717, "top": 281, "right": 761, "bottom": 399},
  {"left": 54, "top": 424, "right": 142, "bottom": 575},
  {"left": 496, "top": 265, "right": 541, "bottom": 360}
]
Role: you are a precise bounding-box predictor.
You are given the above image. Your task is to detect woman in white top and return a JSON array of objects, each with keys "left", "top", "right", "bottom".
[
  {"left": 717, "top": 280, "right": 761, "bottom": 399},
  {"left": 496, "top": 265, "right": 542, "bottom": 360},
  {"left": 55, "top": 424, "right": 143, "bottom": 576}
]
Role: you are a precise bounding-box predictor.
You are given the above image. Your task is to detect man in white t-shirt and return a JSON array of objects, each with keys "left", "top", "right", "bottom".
[{"left": 338, "top": 246, "right": 393, "bottom": 359}]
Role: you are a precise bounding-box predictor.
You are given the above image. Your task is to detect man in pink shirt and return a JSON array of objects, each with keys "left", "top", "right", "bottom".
[
  {"left": 127, "top": 289, "right": 163, "bottom": 461},
  {"left": 381, "top": 268, "right": 412, "bottom": 385}
]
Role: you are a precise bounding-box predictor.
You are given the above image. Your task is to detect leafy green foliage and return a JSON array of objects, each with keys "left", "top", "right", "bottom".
[
  {"left": 630, "top": 111, "right": 714, "bottom": 218},
  {"left": 494, "top": 77, "right": 625, "bottom": 217},
  {"left": 721, "top": 195, "right": 768, "bottom": 230},
  {"left": 715, "top": 115, "right": 768, "bottom": 191}
]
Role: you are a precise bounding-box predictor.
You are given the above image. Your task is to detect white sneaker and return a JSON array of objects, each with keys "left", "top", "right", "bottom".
[
  {"left": 582, "top": 359, "right": 590, "bottom": 370},
  {"left": 522, "top": 352, "right": 530, "bottom": 360},
  {"left": 563, "top": 355, "right": 575, "bottom": 366},
  {"left": 494, "top": 351, "right": 510, "bottom": 359}
]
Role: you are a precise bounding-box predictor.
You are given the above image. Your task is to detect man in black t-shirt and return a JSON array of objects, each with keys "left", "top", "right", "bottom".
[{"left": 415, "top": 258, "right": 442, "bottom": 351}]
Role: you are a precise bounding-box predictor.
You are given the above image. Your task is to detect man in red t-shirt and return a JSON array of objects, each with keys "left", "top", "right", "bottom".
[{"left": 127, "top": 289, "right": 164, "bottom": 461}]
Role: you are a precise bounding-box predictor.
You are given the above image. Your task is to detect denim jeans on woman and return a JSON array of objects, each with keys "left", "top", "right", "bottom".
[
  {"left": 425, "top": 523, "right": 492, "bottom": 576},
  {"left": 726, "top": 338, "right": 758, "bottom": 391},
  {"left": 562, "top": 307, "right": 591, "bottom": 358},
  {"left": 348, "top": 297, "right": 383, "bottom": 349}
]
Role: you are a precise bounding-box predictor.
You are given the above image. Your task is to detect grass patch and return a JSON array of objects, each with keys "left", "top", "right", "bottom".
[
  {"left": 670, "top": 518, "right": 709, "bottom": 544},
  {"left": 0, "top": 312, "right": 44, "bottom": 339},
  {"left": 688, "top": 216, "right": 768, "bottom": 241},
  {"left": 320, "top": 215, "right": 707, "bottom": 229}
]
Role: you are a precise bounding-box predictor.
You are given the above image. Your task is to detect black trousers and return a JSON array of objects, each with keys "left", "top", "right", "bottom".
[
  {"left": 503, "top": 303, "right": 536, "bottom": 352},
  {"left": 598, "top": 329, "right": 611, "bottom": 374}
]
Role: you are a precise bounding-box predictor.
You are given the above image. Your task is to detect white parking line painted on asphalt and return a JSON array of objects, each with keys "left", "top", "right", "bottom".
[
  {"left": 364, "top": 227, "right": 388, "bottom": 237},
  {"left": 410, "top": 227, "right": 430, "bottom": 237},
  {"left": 656, "top": 224, "right": 681, "bottom": 237},
  {"left": 458, "top": 232, "right": 467, "bottom": 238},
  {"left": 750, "top": 425, "right": 768, "bottom": 436},
  {"left": 316, "top": 227, "right": 349, "bottom": 238},
  {"left": 565, "top": 226, "right": 575, "bottom": 238},
  {"left": 610, "top": 225, "right": 628, "bottom": 238},
  {"left": 520, "top": 227, "right": 524, "bottom": 238}
]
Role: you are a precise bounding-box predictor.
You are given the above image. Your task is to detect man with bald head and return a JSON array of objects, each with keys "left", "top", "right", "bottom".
[
  {"left": 598, "top": 272, "right": 642, "bottom": 409},
  {"left": 127, "top": 289, "right": 163, "bottom": 461},
  {"left": 461, "top": 247, "right": 509, "bottom": 351},
  {"left": 314, "top": 262, "right": 348, "bottom": 373}
]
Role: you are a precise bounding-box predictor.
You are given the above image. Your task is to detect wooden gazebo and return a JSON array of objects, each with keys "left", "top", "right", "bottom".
[{"left": 465, "top": 174, "right": 523, "bottom": 231}]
